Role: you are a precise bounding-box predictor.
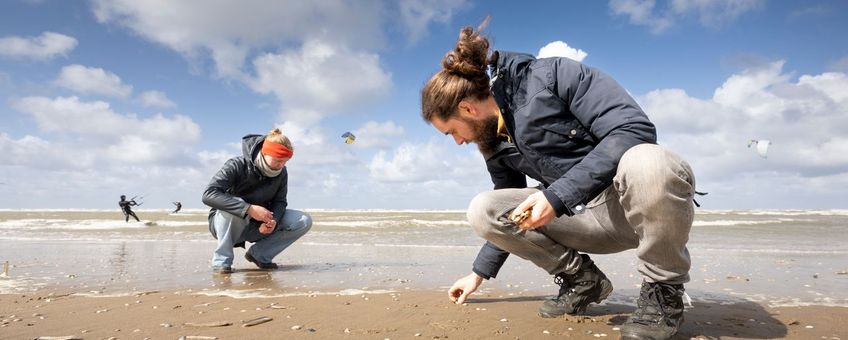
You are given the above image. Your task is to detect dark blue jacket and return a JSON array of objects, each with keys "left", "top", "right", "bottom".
[{"left": 472, "top": 51, "right": 657, "bottom": 279}]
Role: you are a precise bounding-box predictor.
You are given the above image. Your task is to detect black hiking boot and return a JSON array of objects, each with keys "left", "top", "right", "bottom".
[
  {"left": 245, "top": 252, "right": 278, "bottom": 270},
  {"left": 538, "top": 254, "right": 613, "bottom": 317},
  {"left": 212, "top": 265, "right": 233, "bottom": 274},
  {"left": 620, "top": 281, "right": 686, "bottom": 340}
]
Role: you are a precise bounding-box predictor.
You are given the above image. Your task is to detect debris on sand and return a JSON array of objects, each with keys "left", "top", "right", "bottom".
[
  {"left": 242, "top": 316, "right": 273, "bottom": 327},
  {"left": 183, "top": 321, "right": 232, "bottom": 327}
]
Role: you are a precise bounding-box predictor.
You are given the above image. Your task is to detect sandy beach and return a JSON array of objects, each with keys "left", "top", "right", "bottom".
[
  {"left": 1, "top": 209, "right": 847, "bottom": 339},
  {"left": 2, "top": 288, "right": 847, "bottom": 339}
]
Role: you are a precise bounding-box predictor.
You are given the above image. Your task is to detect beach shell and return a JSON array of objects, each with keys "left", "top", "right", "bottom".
[
  {"left": 183, "top": 321, "right": 232, "bottom": 327},
  {"left": 509, "top": 209, "right": 531, "bottom": 224},
  {"left": 242, "top": 316, "right": 273, "bottom": 327}
]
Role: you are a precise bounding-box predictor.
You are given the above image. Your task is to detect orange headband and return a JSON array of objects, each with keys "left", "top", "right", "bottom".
[{"left": 261, "top": 140, "right": 293, "bottom": 159}]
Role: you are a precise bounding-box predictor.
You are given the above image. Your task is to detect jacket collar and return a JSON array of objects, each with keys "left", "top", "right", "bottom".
[{"left": 489, "top": 50, "right": 535, "bottom": 112}]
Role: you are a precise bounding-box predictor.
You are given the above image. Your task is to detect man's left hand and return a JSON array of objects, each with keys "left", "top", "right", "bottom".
[
  {"left": 259, "top": 220, "right": 276, "bottom": 235},
  {"left": 514, "top": 191, "right": 555, "bottom": 230}
]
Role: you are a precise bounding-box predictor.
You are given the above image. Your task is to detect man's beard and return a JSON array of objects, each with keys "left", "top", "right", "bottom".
[{"left": 461, "top": 115, "right": 501, "bottom": 155}]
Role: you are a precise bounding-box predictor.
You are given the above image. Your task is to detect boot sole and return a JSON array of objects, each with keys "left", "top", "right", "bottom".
[
  {"left": 620, "top": 330, "right": 678, "bottom": 340},
  {"left": 619, "top": 313, "right": 682, "bottom": 340},
  {"left": 620, "top": 334, "right": 657, "bottom": 340},
  {"left": 538, "top": 278, "right": 614, "bottom": 318}
]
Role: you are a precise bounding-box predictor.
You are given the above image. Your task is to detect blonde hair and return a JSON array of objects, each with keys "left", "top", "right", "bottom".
[
  {"left": 266, "top": 128, "right": 293, "bottom": 151},
  {"left": 421, "top": 17, "right": 493, "bottom": 123}
]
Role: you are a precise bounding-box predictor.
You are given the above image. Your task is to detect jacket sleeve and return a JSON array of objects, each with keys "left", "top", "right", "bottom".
[
  {"left": 472, "top": 241, "right": 510, "bottom": 279},
  {"left": 471, "top": 148, "right": 525, "bottom": 279},
  {"left": 271, "top": 169, "right": 289, "bottom": 226},
  {"left": 201, "top": 158, "right": 250, "bottom": 218},
  {"left": 486, "top": 154, "right": 527, "bottom": 190},
  {"left": 542, "top": 59, "right": 657, "bottom": 216}
]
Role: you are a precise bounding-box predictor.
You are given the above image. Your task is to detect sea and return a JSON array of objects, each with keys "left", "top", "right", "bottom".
[{"left": 0, "top": 209, "right": 846, "bottom": 307}]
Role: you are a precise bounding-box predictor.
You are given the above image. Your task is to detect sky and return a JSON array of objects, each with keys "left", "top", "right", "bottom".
[{"left": 0, "top": 0, "right": 846, "bottom": 210}]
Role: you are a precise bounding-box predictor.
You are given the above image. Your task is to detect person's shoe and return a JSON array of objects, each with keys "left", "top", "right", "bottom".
[
  {"left": 245, "top": 252, "right": 278, "bottom": 270},
  {"left": 212, "top": 265, "right": 233, "bottom": 274},
  {"left": 538, "top": 254, "right": 613, "bottom": 317},
  {"left": 619, "top": 281, "right": 685, "bottom": 340}
]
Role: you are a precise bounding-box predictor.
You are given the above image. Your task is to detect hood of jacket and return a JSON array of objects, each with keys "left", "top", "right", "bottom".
[{"left": 241, "top": 134, "right": 265, "bottom": 160}]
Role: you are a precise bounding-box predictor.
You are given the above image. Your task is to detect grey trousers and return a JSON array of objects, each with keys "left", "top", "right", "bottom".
[{"left": 467, "top": 144, "right": 695, "bottom": 284}]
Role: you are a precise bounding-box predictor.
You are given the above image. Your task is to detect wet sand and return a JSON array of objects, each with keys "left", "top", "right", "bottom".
[{"left": 1, "top": 288, "right": 846, "bottom": 339}]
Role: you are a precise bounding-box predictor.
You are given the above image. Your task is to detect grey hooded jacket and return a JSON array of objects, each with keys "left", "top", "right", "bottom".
[
  {"left": 202, "top": 134, "right": 289, "bottom": 241},
  {"left": 471, "top": 51, "right": 657, "bottom": 279}
]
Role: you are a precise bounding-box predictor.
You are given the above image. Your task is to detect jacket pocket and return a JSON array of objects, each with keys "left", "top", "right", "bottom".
[{"left": 538, "top": 119, "right": 593, "bottom": 145}]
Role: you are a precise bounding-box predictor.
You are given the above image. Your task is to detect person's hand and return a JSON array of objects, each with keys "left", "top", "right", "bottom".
[
  {"left": 448, "top": 272, "right": 483, "bottom": 304},
  {"left": 258, "top": 221, "right": 276, "bottom": 235},
  {"left": 514, "top": 191, "right": 555, "bottom": 230},
  {"left": 247, "top": 204, "right": 274, "bottom": 223}
]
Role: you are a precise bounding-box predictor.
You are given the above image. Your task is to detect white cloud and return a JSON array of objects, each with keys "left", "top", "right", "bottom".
[
  {"left": 302, "top": 139, "right": 489, "bottom": 209},
  {"left": 671, "top": 0, "right": 765, "bottom": 28},
  {"left": 368, "top": 141, "right": 486, "bottom": 183},
  {"left": 0, "top": 159, "right": 220, "bottom": 209},
  {"left": 1, "top": 93, "right": 217, "bottom": 208},
  {"left": 250, "top": 39, "right": 392, "bottom": 125},
  {"left": 609, "top": 0, "right": 673, "bottom": 33},
  {"left": 91, "top": 0, "right": 385, "bottom": 79},
  {"left": 797, "top": 72, "right": 848, "bottom": 103},
  {"left": 537, "top": 41, "right": 588, "bottom": 62},
  {"left": 89, "top": 1, "right": 471, "bottom": 126},
  {"left": 11, "top": 96, "right": 200, "bottom": 165},
  {"left": 351, "top": 121, "right": 405, "bottom": 149},
  {"left": 274, "top": 121, "right": 355, "bottom": 166},
  {"left": 398, "top": 0, "right": 469, "bottom": 44},
  {"left": 0, "top": 133, "right": 92, "bottom": 168},
  {"left": 609, "top": 0, "right": 763, "bottom": 33},
  {"left": 0, "top": 32, "right": 77, "bottom": 60},
  {"left": 637, "top": 61, "right": 848, "bottom": 207},
  {"left": 829, "top": 56, "right": 848, "bottom": 73},
  {"left": 138, "top": 90, "right": 176, "bottom": 108},
  {"left": 54, "top": 65, "right": 133, "bottom": 98},
  {"left": 712, "top": 61, "right": 789, "bottom": 119}
]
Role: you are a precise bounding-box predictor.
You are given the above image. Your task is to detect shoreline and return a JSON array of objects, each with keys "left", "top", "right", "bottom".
[
  {"left": 2, "top": 209, "right": 847, "bottom": 338},
  {"left": 1, "top": 287, "right": 846, "bottom": 339}
]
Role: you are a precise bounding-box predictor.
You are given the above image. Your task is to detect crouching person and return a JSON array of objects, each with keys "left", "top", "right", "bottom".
[{"left": 202, "top": 128, "right": 312, "bottom": 274}]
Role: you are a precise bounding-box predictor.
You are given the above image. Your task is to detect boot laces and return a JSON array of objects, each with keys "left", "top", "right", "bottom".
[{"left": 553, "top": 273, "right": 576, "bottom": 297}]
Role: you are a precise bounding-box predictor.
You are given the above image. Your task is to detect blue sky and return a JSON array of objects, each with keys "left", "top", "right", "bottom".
[{"left": 1, "top": 0, "right": 846, "bottom": 210}]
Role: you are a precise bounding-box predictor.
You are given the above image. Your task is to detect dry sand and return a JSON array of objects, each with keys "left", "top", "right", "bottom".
[{"left": 2, "top": 287, "right": 846, "bottom": 339}]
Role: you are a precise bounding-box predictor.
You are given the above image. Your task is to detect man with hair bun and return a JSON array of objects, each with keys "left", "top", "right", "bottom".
[
  {"left": 202, "top": 128, "right": 312, "bottom": 274},
  {"left": 421, "top": 19, "right": 696, "bottom": 340}
]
